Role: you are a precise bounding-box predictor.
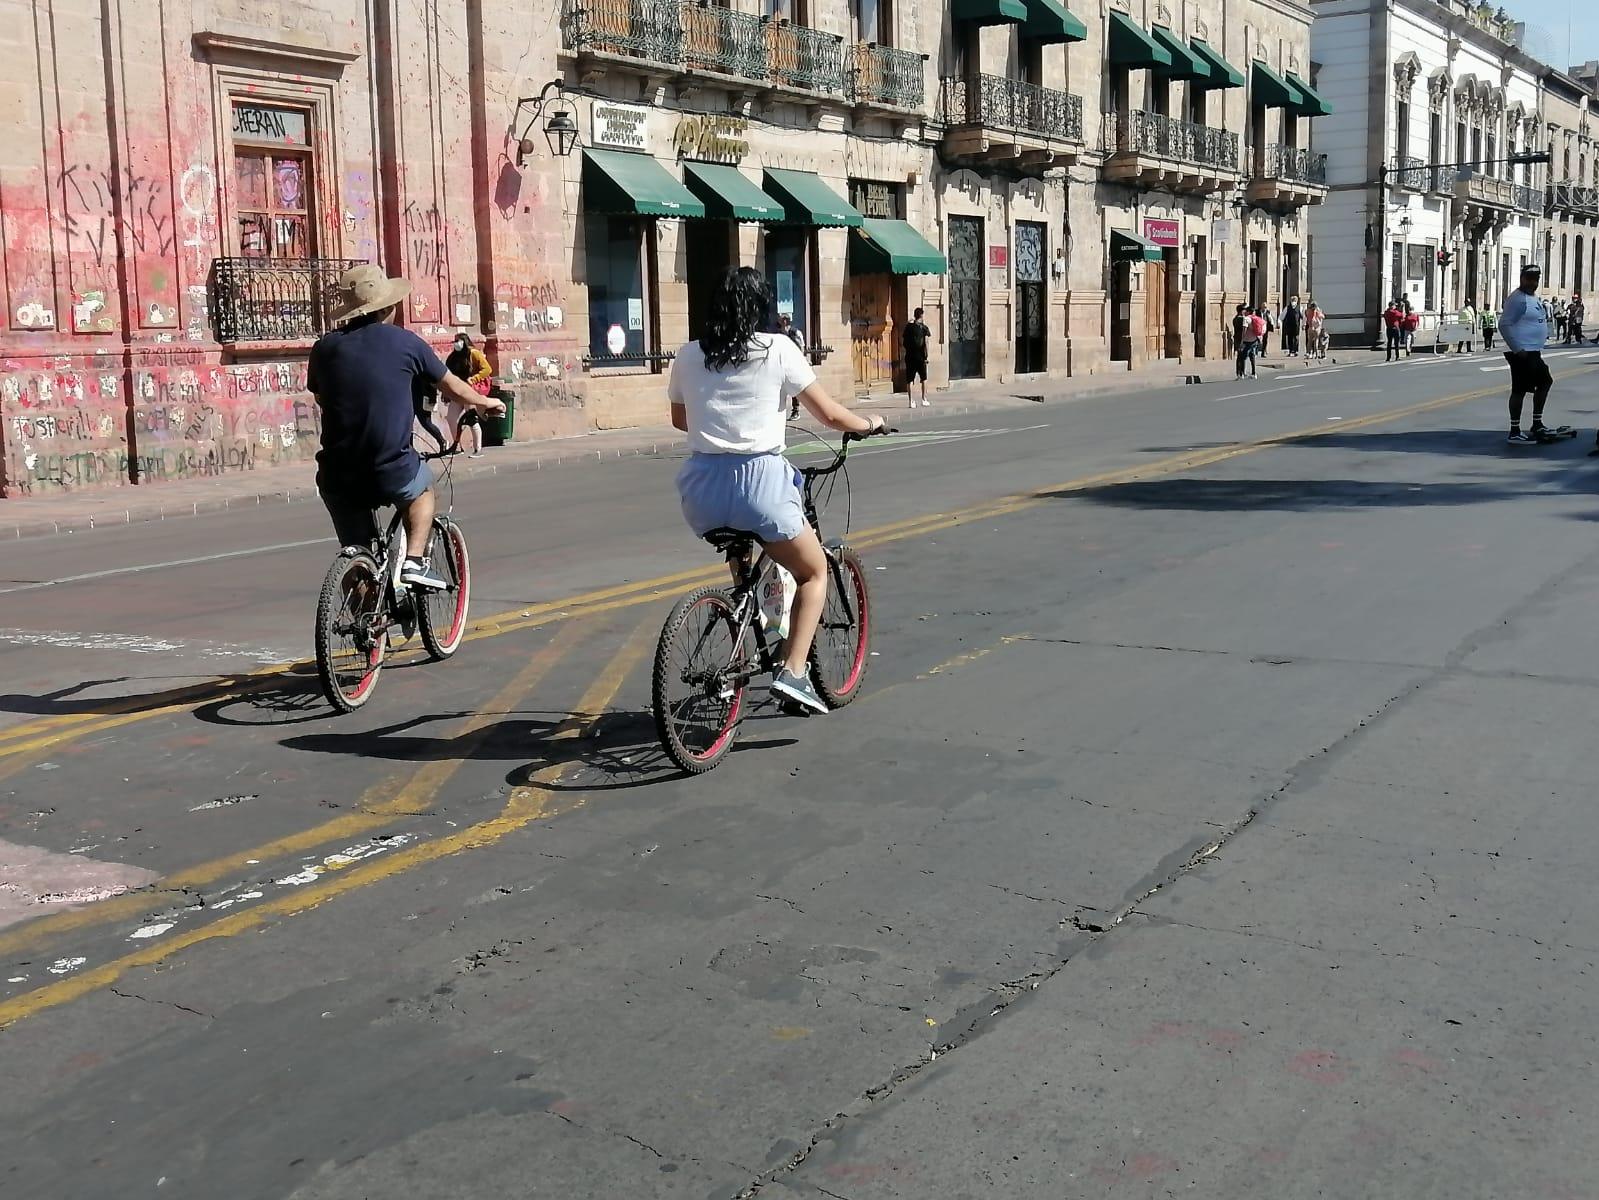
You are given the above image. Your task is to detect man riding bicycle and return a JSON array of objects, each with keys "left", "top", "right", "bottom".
[{"left": 309, "top": 265, "right": 504, "bottom": 588}]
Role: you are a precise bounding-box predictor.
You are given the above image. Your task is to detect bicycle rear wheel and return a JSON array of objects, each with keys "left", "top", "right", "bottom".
[
  {"left": 315, "top": 550, "right": 387, "bottom": 713},
  {"left": 653, "top": 586, "right": 748, "bottom": 774},
  {"left": 810, "top": 546, "right": 870, "bottom": 708},
  {"left": 418, "top": 517, "right": 471, "bottom": 660}
]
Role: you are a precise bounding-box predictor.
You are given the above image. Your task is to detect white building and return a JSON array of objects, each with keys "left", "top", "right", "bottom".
[{"left": 1309, "top": 0, "right": 1544, "bottom": 345}]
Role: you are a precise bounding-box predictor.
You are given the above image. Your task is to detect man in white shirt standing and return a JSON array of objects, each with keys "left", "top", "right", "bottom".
[{"left": 1500, "top": 264, "right": 1554, "bottom": 444}]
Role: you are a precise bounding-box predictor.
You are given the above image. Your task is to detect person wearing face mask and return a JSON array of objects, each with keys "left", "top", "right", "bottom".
[{"left": 445, "top": 333, "right": 494, "bottom": 457}]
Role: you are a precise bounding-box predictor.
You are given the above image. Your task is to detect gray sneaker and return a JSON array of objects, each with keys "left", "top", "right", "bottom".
[
  {"left": 1507, "top": 429, "right": 1536, "bottom": 445},
  {"left": 401, "top": 558, "right": 449, "bottom": 589},
  {"left": 771, "top": 667, "right": 828, "bottom": 714}
]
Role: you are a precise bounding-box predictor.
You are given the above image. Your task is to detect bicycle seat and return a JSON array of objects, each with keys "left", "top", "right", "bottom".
[{"left": 702, "top": 526, "right": 755, "bottom": 552}]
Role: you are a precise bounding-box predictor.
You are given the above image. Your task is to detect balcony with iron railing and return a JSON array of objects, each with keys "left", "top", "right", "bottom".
[
  {"left": 1454, "top": 171, "right": 1519, "bottom": 211},
  {"left": 1246, "top": 143, "right": 1328, "bottom": 209},
  {"left": 1512, "top": 183, "right": 1542, "bottom": 213},
  {"left": 848, "top": 42, "right": 925, "bottom": 110},
  {"left": 562, "top": 0, "right": 921, "bottom": 110},
  {"left": 938, "top": 74, "right": 1084, "bottom": 167},
  {"left": 1392, "top": 155, "right": 1428, "bottom": 191},
  {"left": 1548, "top": 180, "right": 1599, "bottom": 216},
  {"left": 1102, "top": 110, "right": 1239, "bottom": 193},
  {"left": 210, "top": 257, "right": 364, "bottom": 344}
]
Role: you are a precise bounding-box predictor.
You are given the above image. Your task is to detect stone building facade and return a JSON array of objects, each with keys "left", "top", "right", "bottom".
[
  {"left": 1537, "top": 70, "right": 1599, "bottom": 307},
  {"left": 1308, "top": 0, "right": 1551, "bottom": 345},
  {"left": 0, "top": 0, "right": 1329, "bottom": 498}
]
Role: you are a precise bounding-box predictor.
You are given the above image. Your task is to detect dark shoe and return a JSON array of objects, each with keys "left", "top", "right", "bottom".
[
  {"left": 771, "top": 667, "right": 827, "bottom": 714},
  {"left": 401, "top": 558, "right": 449, "bottom": 589}
]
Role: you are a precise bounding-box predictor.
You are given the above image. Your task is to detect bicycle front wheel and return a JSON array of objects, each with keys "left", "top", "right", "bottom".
[
  {"left": 418, "top": 517, "right": 471, "bottom": 660},
  {"left": 653, "top": 586, "right": 748, "bottom": 774},
  {"left": 810, "top": 546, "right": 870, "bottom": 708},
  {"left": 315, "top": 550, "right": 386, "bottom": 713}
]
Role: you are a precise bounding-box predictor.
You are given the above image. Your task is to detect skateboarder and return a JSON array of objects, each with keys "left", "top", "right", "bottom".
[{"left": 1501, "top": 263, "right": 1557, "bottom": 444}]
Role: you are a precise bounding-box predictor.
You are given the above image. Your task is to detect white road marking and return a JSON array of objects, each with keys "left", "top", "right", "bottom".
[
  {"left": 1211, "top": 384, "right": 1303, "bottom": 402},
  {"left": 0, "top": 538, "right": 328, "bottom": 595},
  {"left": 129, "top": 922, "right": 174, "bottom": 940},
  {"left": 0, "top": 628, "right": 296, "bottom": 662}
]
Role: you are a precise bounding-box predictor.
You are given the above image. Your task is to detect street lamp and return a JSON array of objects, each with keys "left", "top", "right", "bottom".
[
  {"left": 1368, "top": 150, "right": 1551, "bottom": 346},
  {"left": 514, "top": 80, "right": 581, "bottom": 166}
]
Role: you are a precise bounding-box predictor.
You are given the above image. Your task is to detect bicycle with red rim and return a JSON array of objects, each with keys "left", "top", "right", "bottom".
[
  {"left": 313, "top": 417, "right": 476, "bottom": 713},
  {"left": 651, "top": 425, "right": 891, "bottom": 773}
]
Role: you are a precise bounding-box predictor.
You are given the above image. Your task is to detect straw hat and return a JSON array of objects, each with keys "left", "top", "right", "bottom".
[{"left": 330, "top": 264, "right": 410, "bottom": 324}]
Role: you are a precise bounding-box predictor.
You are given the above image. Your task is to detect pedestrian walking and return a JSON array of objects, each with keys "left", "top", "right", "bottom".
[
  {"left": 1568, "top": 294, "right": 1585, "bottom": 344},
  {"left": 1282, "top": 296, "right": 1303, "bottom": 357},
  {"left": 1457, "top": 299, "right": 1477, "bottom": 353},
  {"left": 1400, "top": 300, "right": 1419, "bottom": 355},
  {"left": 1232, "top": 304, "right": 1259, "bottom": 378},
  {"left": 1383, "top": 298, "right": 1405, "bottom": 360},
  {"left": 1258, "top": 303, "right": 1277, "bottom": 358},
  {"left": 901, "top": 307, "right": 932, "bottom": 408},
  {"left": 1501, "top": 263, "right": 1555, "bottom": 444},
  {"left": 1481, "top": 304, "right": 1497, "bottom": 349},
  {"left": 1304, "top": 300, "right": 1327, "bottom": 361},
  {"left": 444, "top": 333, "right": 494, "bottom": 457},
  {"left": 777, "top": 314, "right": 808, "bottom": 418}
]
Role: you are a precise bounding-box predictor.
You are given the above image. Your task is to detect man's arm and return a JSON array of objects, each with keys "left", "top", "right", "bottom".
[{"left": 437, "top": 369, "right": 503, "bottom": 413}]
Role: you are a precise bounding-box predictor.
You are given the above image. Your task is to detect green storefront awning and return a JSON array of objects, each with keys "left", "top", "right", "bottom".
[
  {"left": 1287, "top": 71, "right": 1333, "bottom": 117},
  {"left": 849, "top": 218, "right": 949, "bottom": 276},
  {"left": 1151, "top": 25, "right": 1208, "bottom": 79},
  {"left": 953, "top": 0, "right": 1027, "bottom": 24},
  {"left": 762, "top": 168, "right": 863, "bottom": 227},
  {"left": 1251, "top": 61, "right": 1304, "bottom": 111},
  {"left": 682, "top": 162, "right": 785, "bottom": 222},
  {"left": 582, "top": 148, "right": 705, "bottom": 218},
  {"left": 1021, "top": 0, "right": 1088, "bottom": 43},
  {"left": 1108, "top": 10, "right": 1171, "bottom": 69},
  {"left": 1190, "top": 38, "right": 1245, "bottom": 88},
  {"left": 1110, "top": 229, "right": 1163, "bottom": 264}
]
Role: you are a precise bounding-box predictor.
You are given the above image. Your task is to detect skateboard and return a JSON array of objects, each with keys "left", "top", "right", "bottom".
[{"left": 1532, "top": 425, "right": 1578, "bottom": 443}]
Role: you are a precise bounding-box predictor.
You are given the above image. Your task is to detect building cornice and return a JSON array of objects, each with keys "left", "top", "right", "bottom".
[{"left": 1390, "top": 0, "right": 1545, "bottom": 82}]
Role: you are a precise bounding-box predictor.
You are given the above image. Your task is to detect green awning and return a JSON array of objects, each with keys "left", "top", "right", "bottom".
[
  {"left": 1108, "top": 10, "right": 1171, "bottom": 69},
  {"left": 682, "top": 162, "right": 784, "bottom": 222},
  {"left": 1110, "top": 229, "right": 1163, "bottom": 264},
  {"left": 582, "top": 148, "right": 705, "bottom": 218},
  {"left": 1151, "top": 25, "right": 1208, "bottom": 79},
  {"left": 1190, "top": 38, "right": 1245, "bottom": 89},
  {"left": 1251, "top": 61, "right": 1304, "bottom": 111},
  {"left": 849, "top": 219, "right": 948, "bottom": 276},
  {"left": 761, "top": 168, "right": 863, "bottom": 227},
  {"left": 953, "top": 0, "right": 1027, "bottom": 24},
  {"left": 1287, "top": 71, "right": 1333, "bottom": 117},
  {"left": 1021, "top": 0, "right": 1087, "bottom": 43}
]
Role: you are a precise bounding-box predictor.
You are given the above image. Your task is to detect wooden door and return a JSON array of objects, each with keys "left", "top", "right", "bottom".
[
  {"left": 1143, "top": 259, "right": 1167, "bottom": 360},
  {"left": 849, "top": 273, "right": 893, "bottom": 391}
]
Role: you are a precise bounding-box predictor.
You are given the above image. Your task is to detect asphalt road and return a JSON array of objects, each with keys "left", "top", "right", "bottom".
[{"left": 4, "top": 346, "right": 1599, "bottom": 1199}]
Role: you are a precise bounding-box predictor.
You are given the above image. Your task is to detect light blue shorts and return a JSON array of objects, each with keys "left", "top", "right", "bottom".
[{"left": 676, "top": 451, "right": 805, "bottom": 544}]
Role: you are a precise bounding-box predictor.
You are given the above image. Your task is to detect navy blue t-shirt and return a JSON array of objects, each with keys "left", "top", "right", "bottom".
[{"left": 308, "top": 321, "right": 447, "bottom": 500}]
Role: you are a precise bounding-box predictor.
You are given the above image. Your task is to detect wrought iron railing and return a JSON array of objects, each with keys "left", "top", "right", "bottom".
[
  {"left": 768, "top": 21, "right": 845, "bottom": 94},
  {"left": 682, "top": 2, "right": 767, "bottom": 78},
  {"left": 562, "top": 0, "right": 683, "bottom": 65},
  {"left": 939, "top": 75, "right": 1083, "bottom": 142},
  {"left": 1548, "top": 181, "right": 1599, "bottom": 214},
  {"left": 210, "top": 257, "right": 364, "bottom": 343},
  {"left": 848, "top": 43, "right": 924, "bottom": 109},
  {"left": 1107, "top": 110, "right": 1238, "bottom": 171},
  {"left": 1392, "top": 155, "right": 1427, "bottom": 190},
  {"left": 1513, "top": 183, "right": 1542, "bottom": 213},
  {"left": 1259, "top": 143, "right": 1327, "bottom": 184}
]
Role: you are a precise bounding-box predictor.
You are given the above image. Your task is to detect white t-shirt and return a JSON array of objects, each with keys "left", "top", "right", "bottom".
[{"left": 668, "top": 334, "right": 816, "bottom": 455}]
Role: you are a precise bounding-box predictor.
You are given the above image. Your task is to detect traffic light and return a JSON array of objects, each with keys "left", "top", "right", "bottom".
[{"left": 1437, "top": 250, "right": 1453, "bottom": 266}]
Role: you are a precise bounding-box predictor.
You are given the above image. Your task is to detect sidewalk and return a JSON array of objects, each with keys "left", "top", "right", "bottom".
[{"left": 1, "top": 350, "right": 1362, "bottom": 541}]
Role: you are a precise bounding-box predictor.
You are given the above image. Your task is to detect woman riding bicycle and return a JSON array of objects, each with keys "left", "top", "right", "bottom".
[{"left": 669, "top": 267, "right": 886, "bottom": 714}]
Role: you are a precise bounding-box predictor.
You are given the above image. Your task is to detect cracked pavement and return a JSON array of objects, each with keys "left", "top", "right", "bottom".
[{"left": 4, "top": 357, "right": 1599, "bottom": 1197}]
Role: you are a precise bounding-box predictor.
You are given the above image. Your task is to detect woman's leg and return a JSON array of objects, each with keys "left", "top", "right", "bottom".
[{"left": 760, "top": 526, "right": 829, "bottom": 676}]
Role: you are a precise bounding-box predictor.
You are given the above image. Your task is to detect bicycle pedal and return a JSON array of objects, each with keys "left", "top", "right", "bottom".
[{"left": 776, "top": 699, "right": 812, "bottom": 718}]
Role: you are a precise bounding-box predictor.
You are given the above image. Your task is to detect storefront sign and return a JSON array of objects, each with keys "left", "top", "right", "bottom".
[
  {"left": 988, "top": 245, "right": 1008, "bottom": 269},
  {"left": 852, "top": 181, "right": 899, "bottom": 219},
  {"left": 232, "top": 103, "right": 309, "bottom": 146},
  {"left": 593, "top": 102, "right": 651, "bottom": 151},
  {"left": 627, "top": 298, "right": 644, "bottom": 331},
  {"left": 673, "top": 115, "right": 749, "bottom": 163},
  {"left": 1143, "top": 218, "right": 1180, "bottom": 247},
  {"left": 606, "top": 324, "right": 626, "bottom": 356},
  {"left": 1211, "top": 219, "right": 1235, "bottom": 243}
]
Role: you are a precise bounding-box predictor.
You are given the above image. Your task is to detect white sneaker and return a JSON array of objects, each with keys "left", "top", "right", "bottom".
[{"left": 921, "top": 399, "right": 931, "bottom": 407}]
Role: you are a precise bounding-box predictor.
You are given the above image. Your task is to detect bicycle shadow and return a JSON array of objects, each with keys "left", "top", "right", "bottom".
[
  {"left": 278, "top": 708, "right": 569, "bottom": 762},
  {"left": 192, "top": 665, "right": 328, "bottom": 727}
]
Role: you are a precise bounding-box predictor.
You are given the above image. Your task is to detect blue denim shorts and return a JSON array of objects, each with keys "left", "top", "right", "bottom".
[
  {"left": 321, "top": 459, "right": 433, "bottom": 548},
  {"left": 676, "top": 451, "right": 805, "bottom": 544}
]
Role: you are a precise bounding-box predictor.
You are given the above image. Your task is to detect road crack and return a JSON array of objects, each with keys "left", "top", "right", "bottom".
[{"left": 108, "top": 986, "right": 210, "bottom": 1019}]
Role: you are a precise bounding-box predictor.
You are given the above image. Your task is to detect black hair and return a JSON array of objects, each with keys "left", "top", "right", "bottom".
[
  {"left": 455, "top": 332, "right": 473, "bottom": 346},
  {"left": 699, "top": 266, "right": 773, "bottom": 371},
  {"left": 913, "top": 307, "right": 924, "bottom": 318}
]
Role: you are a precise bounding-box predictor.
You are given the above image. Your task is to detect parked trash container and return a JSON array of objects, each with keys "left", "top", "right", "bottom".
[{"left": 484, "top": 385, "right": 514, "bottom": 446}]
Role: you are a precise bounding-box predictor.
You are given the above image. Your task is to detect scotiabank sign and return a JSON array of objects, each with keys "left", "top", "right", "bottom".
[{"left": 1142, "top": 218, "right": 1180, "bottom": 247}]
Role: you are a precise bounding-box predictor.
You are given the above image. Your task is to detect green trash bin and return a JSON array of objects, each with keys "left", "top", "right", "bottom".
[{"left": 484, "top": 385, "right": 514, "bottom": 446}]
